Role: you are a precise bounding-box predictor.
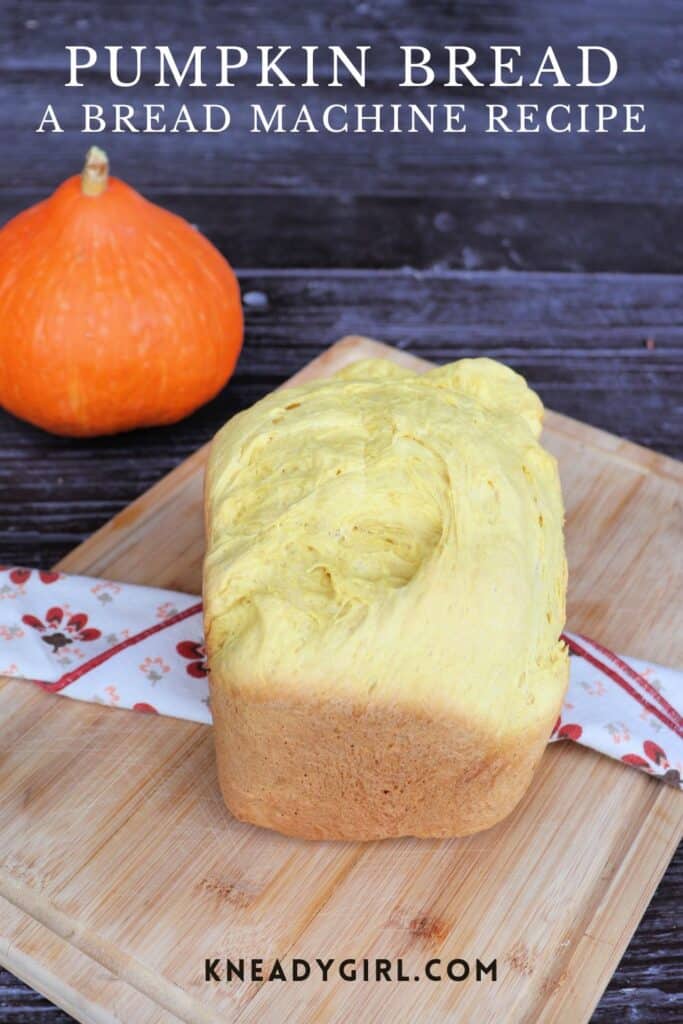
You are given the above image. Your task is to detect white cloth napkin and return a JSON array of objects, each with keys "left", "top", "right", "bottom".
[{"left": 1, "top": 566, "right": 681, "bottom": 788}]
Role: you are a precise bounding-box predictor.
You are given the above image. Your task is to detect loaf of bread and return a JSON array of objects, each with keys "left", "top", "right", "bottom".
[{"left": 203, "top": 357, "right": 568, "bottom": 840}]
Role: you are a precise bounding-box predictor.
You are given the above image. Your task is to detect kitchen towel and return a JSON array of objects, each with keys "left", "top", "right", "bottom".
[{"left": 1, "top": 566, "right": 681, "bottom": 788}]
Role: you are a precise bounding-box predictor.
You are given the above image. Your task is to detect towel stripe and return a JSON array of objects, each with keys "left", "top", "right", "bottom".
[
  {"left": 38, "top": 602, "right": 204, "bottom": 694},
  {"left": 575, "top": 632, "right": 683, "bottom": 733},
  {"left": 563, "top": 633, "right": 683, "bottom": 738}
]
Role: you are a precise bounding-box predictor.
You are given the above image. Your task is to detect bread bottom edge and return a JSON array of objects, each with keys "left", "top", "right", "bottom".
[{"left": 210, "top": 677, "right": 564, "bottom": 842}]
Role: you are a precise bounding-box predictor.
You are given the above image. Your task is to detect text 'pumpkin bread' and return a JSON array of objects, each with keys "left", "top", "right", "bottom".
[{"left": 204, "top": 358, "right": 568, "bottom": 840}]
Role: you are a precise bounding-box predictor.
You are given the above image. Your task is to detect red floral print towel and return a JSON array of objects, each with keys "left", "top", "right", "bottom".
[{"left": 0, "top": 567, "right": 681, "bottom": 788}]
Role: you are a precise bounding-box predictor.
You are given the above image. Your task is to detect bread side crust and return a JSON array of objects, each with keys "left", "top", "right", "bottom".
[
  {"left": 202, "top": 359, "right": 569, "bottom": 841},
  {"left": 208, "top": 661, "right": 567, "bottom": 841}
]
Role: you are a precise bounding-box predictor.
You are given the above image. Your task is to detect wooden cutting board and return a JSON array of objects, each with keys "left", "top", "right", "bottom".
[{"left": 1, "top": 337, "right": 681, "bottom": 1024}]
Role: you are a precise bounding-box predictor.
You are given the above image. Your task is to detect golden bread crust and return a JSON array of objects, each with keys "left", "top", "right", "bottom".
[
  {"left": 203, "top": 357, "right": 568, "bottom": 840},
  {"left": 210, "top": 662, "right": 566, "bottom": 840}
]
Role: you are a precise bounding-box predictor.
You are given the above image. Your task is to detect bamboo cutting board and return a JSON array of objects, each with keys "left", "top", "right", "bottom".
[{"left": 0, "top": 337, "right": 681, "bottom": 1024}]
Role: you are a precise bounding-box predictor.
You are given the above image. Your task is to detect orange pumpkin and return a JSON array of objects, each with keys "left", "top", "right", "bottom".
[{"left": 0, "top": 148, "right": 243, "bottom": 436}]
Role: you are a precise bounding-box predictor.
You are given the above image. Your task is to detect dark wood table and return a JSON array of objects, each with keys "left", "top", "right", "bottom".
[{"left": 1, "top": 1, "right": 681, "bottom": 1020}]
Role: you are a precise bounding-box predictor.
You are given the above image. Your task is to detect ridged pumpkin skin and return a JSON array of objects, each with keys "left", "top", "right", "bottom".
[{"left": 0, "top": 158, "right": 243, "bottom": 436}]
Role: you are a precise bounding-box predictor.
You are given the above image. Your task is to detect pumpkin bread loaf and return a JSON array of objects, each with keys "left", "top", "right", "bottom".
[{"left": 203, "top": 358, "right": 568, "bottom": 840}]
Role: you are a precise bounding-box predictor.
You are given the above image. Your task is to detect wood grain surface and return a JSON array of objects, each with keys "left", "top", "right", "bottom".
[
  {"left": 0, "top": 276, "right": 680, "bottom": 1024},
  {"left": 0, "top": 337, "right": 681, "bottom": 1024},
  {"left": 2, "top": 269, "right": 682, "bottom": 569},
  {"left": 1, "top": 0, "right": 682, "bottom": 1020},
  {"left": 1, "top": 0, "right": 682, "bottom": 273}
]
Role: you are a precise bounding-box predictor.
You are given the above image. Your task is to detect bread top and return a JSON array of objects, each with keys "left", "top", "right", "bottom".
[{"left": 204, "top": 358, "right": 567, "bottom": 736}]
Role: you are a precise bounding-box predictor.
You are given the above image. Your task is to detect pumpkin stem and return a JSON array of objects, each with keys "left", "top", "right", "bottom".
[{"left": 81, "top": 146, "right": 109, "bottom": 197}]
